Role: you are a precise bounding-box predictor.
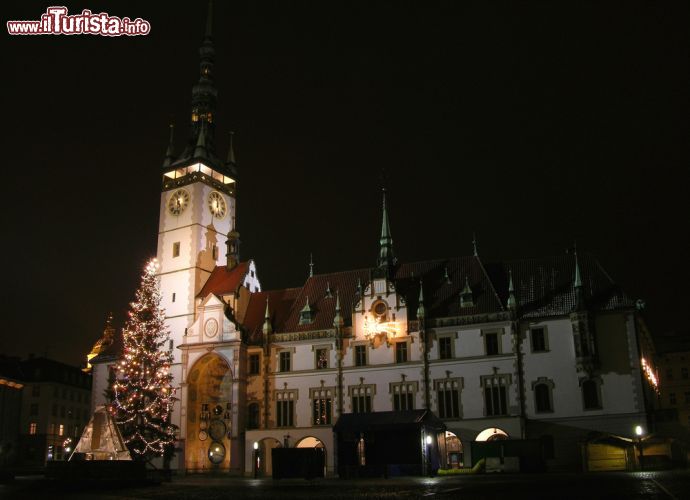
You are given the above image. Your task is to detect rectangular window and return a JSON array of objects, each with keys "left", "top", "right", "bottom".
[
  {"left": 58, "top": 424, "right": 65, "bottom": 436},
  {"left": 276, "top": 397, "right": 294, "bottom": 427},
  {"left": 315, "top": 348, "right": 329, "bottom": 370},
  {"left": 249, "top": 354, "right": 260, "bottom": 375},
  {"left": 172, "top": 242, "right": 180, "bottom": 258},
  {"left": 484, "top": 385, "right": 508, "bottom": 416},
  {"left": 350, "top": 385, "right": 374, "bottom": 413},
  {"left": 279, "top": 351, "right": 291, "bottom": 372},
  {"left": 354, "top": 345, "right": 367, "bottom": 366},
  {"left": 436, "top": 380, "right": 460, "bottom": 418},
  {"left": 485, "top": 333, "right": 499, "bottom": 356},
  {"left": 530, "top": 328, "right": 547, "bottom": 352},
  {"left": 29, "top": 403, "right": 38, "bottom": 416},
  {"left": 392, "top": 383, "right": 415, "bottom": 411},
  {"left": 582, "top": 380, "right": 602, "bottom": 410},
  {"left": 32, "top": 385, "right": 40, "bottom": 397},
  {"left": 29, "top": 422, "right": 37, "bottom": 435},
  {"left": 670, "top": 392, "right": 677, "bottom": 405},
  {"left": 172, "top": 292, "right": 176, "bottom": 303},
  {"left": 312, "top": 395, "right": 332, "bottom": 425},
  {"left": 439, "top": 337, "right": 453, "bottom": 360},
  {"left": 395, "top": 342, "right": 408, "bottom": 363},
  {"left": 48, "top": 423, "right": 55, "bottom": 435}
]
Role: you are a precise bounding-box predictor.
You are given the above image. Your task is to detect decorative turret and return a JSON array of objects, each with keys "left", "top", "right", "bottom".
[
  {"left": 225, "top": 220, "right": 240, "bottom": 271},
  {"left": 507, "top": 268, "right": 517, "bottom": 311},
  {"left": 333, "top": 290, "right": 344, "bottom": 328},
  {"left": 574, "top": 247, "right": 584, "bottom": 310},
  {"left": 225, "top": 131, "right": 238, "bottom": 177},
  {"left": 416, "top": 280, "right": 426, "bottom": 320},
  {"left": 309, "top": 253, "right": 315, "bottom": 278},
  {"left": 299, "top": 296, "right": 313, "bottom": 325},
  {"left": 460, "top": 277, "right": 474, "bottom": 308},
  {"left": 262, "top": 299, "right": 272, "bottom": 335},
  {"left": 375, "top": 188, "right": 397, "bottom": 279}
]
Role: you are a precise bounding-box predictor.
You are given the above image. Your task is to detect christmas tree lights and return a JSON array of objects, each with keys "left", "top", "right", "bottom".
[{"left": 109, "top": 258, "right": 177, "bottom": 459}]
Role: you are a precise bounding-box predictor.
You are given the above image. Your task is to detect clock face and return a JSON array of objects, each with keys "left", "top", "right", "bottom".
[
  {"left": 208, "top": 418, "right": 226, "bottom": 441},
  {"left": 167, "top": 189, "right": 190, "bottom": 216},
  {"left": 198, "top": 430, "right": 208, "bottom": 441},
  {"left": 208, "top": 192, "right": 227, "bottom": 219}
]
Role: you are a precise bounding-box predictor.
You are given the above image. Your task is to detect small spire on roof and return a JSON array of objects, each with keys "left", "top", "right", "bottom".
[
  {"left": 262, "top": 298, "right": 272, "bottom": 335},
  {"left": 573, "top": 243, "right": 585, "bottom": 310},
  {"left": 309, "top": 253, "right": 314, "bottom": 278},
  {"left": 507, "top": 269, "right": 516, "bottom": 310},
  {"left": 163, "top": 123, "right": 175, "bottom": 167},
  {"left": 226, "top": 131, "right": 236, "bottom": 165},
  {"left": 325, "top": 281, "right": 333, "bottom": 298},
  {"left": 472, "top": 232, "right": 479, "bottom": 257},
  {"left": 194, "top": 120, "right": 208, "bottom": 159},
  {"left": 376, "top": 187, "right": 397, "bottom": 278},
  {"left": 333, "top": 290, "right": 344, "bottom": 328},
  {"left": 416, "top": 280, "right": 425, "bottom": 320},
  {"left": 443, "top": 266, "right": 452, "bottom": 285}
]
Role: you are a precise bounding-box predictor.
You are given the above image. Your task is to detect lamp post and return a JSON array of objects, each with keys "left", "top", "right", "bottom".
[
  {"left": 635, "top": 425, "right": 644, "bottom": 470},
  {"left": 425, "top": 434, "right": 433, "bottom": 477},
  {"left": 253, "top": 441, "right": 259, "bottom": 478}
]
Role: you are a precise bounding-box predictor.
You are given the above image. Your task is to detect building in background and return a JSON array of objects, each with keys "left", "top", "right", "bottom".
[
  {"left": 17, "top": 357, "right": 92, "bottom": 466},
  {"left": 0, "top": 357, "right": 24, "bottom": 467}
]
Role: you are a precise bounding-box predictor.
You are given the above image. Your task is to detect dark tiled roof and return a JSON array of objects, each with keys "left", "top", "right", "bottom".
[
  {"left": 504, "top": 253, "right": 635, "bottom": 318},
  {"left": 198, "top": 261, "right": 250, "bottom": 298},
  {"left": 244, "top": 288, "right": 301, "bottom": 345}
]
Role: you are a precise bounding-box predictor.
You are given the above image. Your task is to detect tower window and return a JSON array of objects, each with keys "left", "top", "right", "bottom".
[
  {"left": 212, "top": 245, "right": 218, "bottom": 260},
  {"left": 172, "top": 293, "right": 176, "bottom": 303},
  {"left": 173, "top": 242, "right": 180, "bottom": 258}
]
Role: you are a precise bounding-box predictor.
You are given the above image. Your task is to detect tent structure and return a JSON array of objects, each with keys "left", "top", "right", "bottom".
[{"left": 70, "top": 405, "right": 131, "bottom": 461}]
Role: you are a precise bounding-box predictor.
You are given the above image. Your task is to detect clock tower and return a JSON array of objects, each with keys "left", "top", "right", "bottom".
[{"left": 156, "top": 2, "right": 238, "bottom": 444}]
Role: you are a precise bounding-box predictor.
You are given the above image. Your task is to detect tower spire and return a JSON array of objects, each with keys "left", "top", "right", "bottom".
[
  {"left": 188, "top": 0, "right": 217, "bottom": 156},
  {"left": 262, "top": 298, "right": 272, "bottom": 335},
  {"left": 376, "top": 188, "right": 396, "bottom": 278},
  {"left": 416, "top": 280, "right": 425, "bottom": 320},
  {"left": 333, "top": 290, "right": 344, "bottom": 328},
  {"left": 225, "top": 131, "right": 237, "bottom": 175},
  {"left": 472, "top": 232, "right": 479, "bottom": 257},
  {"left": 309, "top": 253, "right": 314, "bottom": 278},
  {"left": 163, "top": 123, "right": 175, "bottom": 167}
]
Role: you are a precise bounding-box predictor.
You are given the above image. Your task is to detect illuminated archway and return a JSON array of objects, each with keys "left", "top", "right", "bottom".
[
  {"left": 444, "top": 431, "right": 464, "bottom": 468},
  {"left": 296, "top": 436, "right": 326, "bottom": 477},
  {"left": 257, "top": 437, "right": 282, "bottom": 477},
  {"left": 475, "top": 427, "right": 509, "bottom": 442},
  {"left": 186, "top": 353, "right": 233, "bottom": 471}
]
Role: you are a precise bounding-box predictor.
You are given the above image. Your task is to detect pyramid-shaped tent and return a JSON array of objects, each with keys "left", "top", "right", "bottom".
[{"left": 70, "top": 405, "right": 131, "bottom": 460}]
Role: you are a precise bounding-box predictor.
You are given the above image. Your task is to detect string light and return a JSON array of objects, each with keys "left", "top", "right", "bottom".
[{"left": 109, "top": 258, "right": 178, "bottom": 458}]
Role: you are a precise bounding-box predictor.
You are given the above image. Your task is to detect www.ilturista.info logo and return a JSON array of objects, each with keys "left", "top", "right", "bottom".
[{"left": 7, "top": 6, "right": 151, "bottom": 36}]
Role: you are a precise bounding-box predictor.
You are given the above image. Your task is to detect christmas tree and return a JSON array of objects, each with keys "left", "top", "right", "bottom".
[{"left": 110, "top": 258, "right": 177, "bottom": 460}]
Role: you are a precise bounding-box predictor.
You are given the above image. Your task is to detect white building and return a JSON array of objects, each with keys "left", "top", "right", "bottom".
[{"left": 90, "top": 6, "right": 659, "bottom": 475}]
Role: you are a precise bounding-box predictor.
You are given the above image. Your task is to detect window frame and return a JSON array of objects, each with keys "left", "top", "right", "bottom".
[
  {"left": 390, "top": 381, "right": 418, "bottom": 411},
  {"left": 532, "top": 379, "right": 555, "bottom": 413},
  {"left": 435, "top": 378, "right": 462, "bottom": 419},
  {"left": 481, "top": 374, "right": 511, "bottom": 416},
  {"left": 581, "top": 378, "right": 603, "bottom": 411},
  {"left": 275, "top": 391, "right": 296, "bottom": 428},
  {"left": 349, "top": 384, "right": 375, "bottom": 413},
  {"left": 353, "top": 344, "right": 368, "bottom": 367},
  {"left": 310, "top": 387, "right": 334, "bottom": 426},
  {"left": 530, "top": 326, "right": 549, "bottom": 353},
  {"left": 438, "top": 336, "right": 454, "bottom": 360},
  {"left": 395, "top": 341, "right": 409, "bottom": 364},
  {"left": 279, "top": 351, "right": 291, "bottom": 372},
  {"left": 248, "top": 353, "right": 261, "bottom": 376}
]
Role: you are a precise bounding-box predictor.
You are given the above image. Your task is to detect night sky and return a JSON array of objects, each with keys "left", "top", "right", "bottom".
[{"left": 3, "top": 1, "right": 688, "bottom": 367}]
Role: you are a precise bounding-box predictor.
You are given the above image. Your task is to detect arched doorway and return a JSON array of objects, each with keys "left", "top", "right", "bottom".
[
  {"left": 257, "top": 437, "right": 282, "bottom": 477},
  {"left": 296, "top": 436, "right": 326, "bottom": 477},
  {"left": 444, "top": 431, "right": 464, "bottom": 468},
  {"left": 475, "top": 427, "right": 509, "bottom": 442},
  {"left": 186, "top": 353, "right": 233, "bottom": 471}
]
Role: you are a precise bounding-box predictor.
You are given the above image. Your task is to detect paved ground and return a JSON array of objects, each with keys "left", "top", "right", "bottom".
[{"left": 2, "top": 470, "right": 690, "bottom": 499}]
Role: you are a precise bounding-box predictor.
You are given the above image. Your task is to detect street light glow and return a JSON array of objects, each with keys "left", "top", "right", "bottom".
[
  {"left": 635, "top": 425, "right": 643, "bottom": 436},
  {"left": 253, "top": 441, "right": 259, "bottom": 450}
]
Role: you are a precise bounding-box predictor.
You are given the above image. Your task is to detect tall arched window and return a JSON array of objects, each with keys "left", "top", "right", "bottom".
[
  {"left": 247, "top": 402, "right": 260, "bottom": 430},
  {"left": 534, "top": 383, "right": 552, "bottom": 413},
  {"left": 582, "top": 379, "right": 601, "bottom": 410}
]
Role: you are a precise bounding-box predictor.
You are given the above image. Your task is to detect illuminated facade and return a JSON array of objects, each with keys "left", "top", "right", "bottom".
[{"left": 90, "top": 6, "right": 658, "bottom": 474}]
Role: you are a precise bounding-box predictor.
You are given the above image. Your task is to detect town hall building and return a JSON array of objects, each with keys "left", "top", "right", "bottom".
[{"left": 89, "top": 5, "right": 659, "bottom": 475}]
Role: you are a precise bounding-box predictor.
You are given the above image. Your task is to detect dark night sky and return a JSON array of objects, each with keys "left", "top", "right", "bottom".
[{"left": 2, "top": 1, "right": 688, "bottom": 367}]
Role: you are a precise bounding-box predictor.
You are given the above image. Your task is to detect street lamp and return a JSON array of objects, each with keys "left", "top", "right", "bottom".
[
  {"left": 253, "top": 441, "right": 259, "bottom": 478},
  {"left": 635, "top": 425, "right": 644, "bottom": 470}
]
